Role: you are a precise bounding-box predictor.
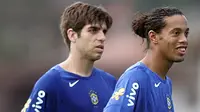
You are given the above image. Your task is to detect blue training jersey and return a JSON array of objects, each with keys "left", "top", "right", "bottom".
[
  {"left": 21, "top": 65, "right": 116, "bottom": 112},
  {"left": 104, "top": 62, "right": 174, "bottom": 112}
]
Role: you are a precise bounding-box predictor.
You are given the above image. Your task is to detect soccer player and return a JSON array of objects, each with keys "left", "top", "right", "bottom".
[
  {"left": 21, "top": 2, "right": 116, "bottom": 112},
  {"left": 104, "top": 7, "right": 189, "bottom": 112}
]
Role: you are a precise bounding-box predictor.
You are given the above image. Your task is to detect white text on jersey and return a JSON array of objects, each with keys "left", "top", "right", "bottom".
[
  {"left": 32, "top": 90, "right": 45, "bottom": 112},
  {"left": 126, "top": 82, "right": 139, "bottom": 106}
]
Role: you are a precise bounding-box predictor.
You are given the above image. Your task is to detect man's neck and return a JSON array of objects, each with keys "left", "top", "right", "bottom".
[
  {"left": 59, "top": 53, "right": 94, "bottom": 77},
  {"left": 141, "top": 50, "right": 173, "bottom": 80}
]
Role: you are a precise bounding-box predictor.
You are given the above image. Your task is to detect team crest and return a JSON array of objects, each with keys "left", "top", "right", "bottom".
[
  {"left": 89, "top": 90, "right": 99, "bottom": 105},
  {"left": 111, "top": 88, "right": 125, "bottom": 100},
  {"left": 166, "top": 96, "right": 172, "bottom": 109}
]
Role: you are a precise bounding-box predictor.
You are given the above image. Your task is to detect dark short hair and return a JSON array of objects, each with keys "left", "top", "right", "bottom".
[{"left": 60, "top": 2, "right": 113, "bottom": 48}]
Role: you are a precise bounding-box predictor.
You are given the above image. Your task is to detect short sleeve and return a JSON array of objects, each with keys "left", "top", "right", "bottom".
[
  {"left": 21, "top": 72, "right": 58, "bottom": 112},
  {"left": 104, "top": 68, "right": 148, "bottom": 112}
]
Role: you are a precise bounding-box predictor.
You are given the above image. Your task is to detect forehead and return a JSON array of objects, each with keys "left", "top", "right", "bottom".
[{"left": 164, "top": 15, "right": 188, "bottom": 30}]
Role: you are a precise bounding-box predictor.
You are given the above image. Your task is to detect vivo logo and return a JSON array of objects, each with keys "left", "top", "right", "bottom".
[
  {"left": 126, "top": 82, "right": 139, "bottom": 106},
  {"left": 32, "top": 90, "right": 45, "bottom": 112}
]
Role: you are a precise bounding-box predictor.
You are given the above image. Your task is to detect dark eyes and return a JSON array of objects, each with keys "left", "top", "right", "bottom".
[
  {"left": 103, "top": 30, "right": 107, "bottom": 34},
  {"left": 90, "top": 27, "right": 99, "bottom": 33},
  {"left": 88, "top": 27, "right": 107, "bottom": 34},
  {"left": 172, "top": 30, "right": 189, "bottom": 38},
  {"left": 185, "top": 31, "right": 189, "bottom": 37},
  {"left": 173, "top": 31, "right": 181, "bottom": 36}
]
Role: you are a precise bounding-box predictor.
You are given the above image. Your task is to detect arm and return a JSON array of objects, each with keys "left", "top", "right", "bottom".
[
  {"left": 21, "top": 89, "right": 48, "bottom": 112},
  {"left": 21, "top": 73, "right": 58, "bottom": 112},
  {"left": 104, "top": 68, "right": 146, "bottom": 112}
]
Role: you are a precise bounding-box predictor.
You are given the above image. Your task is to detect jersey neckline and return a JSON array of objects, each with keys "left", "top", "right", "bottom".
[
  {"left": 53, "top": 65, "right": 96, "bottom": 79},
  {"left": 137, "top": 62, "right": 168, "bottom": 83}
]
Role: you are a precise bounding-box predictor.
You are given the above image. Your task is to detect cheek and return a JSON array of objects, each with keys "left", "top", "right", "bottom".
[
  {"left": 77, "top": 39, "right": 89, "bottom": 51},
  {"left": 86, "top": 40, "right": 95, "bottom": 51},
  {"left": 166, "top": 40, "right": 177, "bottom": 55},
  {"left": 159, "top": 39, "right": 172, "bottom": 54}
]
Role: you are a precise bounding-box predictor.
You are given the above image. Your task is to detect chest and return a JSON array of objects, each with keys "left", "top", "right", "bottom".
[
  {"left": 146, "top": 80, "right": 173, "bottom": 112},
  {"left": 58, "top": 78, "right": 113, "bottom": 112}
]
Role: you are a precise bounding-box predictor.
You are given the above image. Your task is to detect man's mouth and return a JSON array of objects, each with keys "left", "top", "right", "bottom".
[{"left": 176, "top": 46, "right": 187, "bottom": 55}]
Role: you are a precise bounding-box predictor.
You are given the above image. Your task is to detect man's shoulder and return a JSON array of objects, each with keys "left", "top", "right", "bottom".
[
  {"left": 34, "top": 65, "right": 61, "bottom": 90},
  {"left": 122, "top": 63, "right": 149, "bottom": 81},
  {"left": 124, "top": 65, "right": 146, "bottom": 74},
  {"left": 94, "top": 68, "right": 116, "bottom": 80},
  {"left": 94, "top": 68, "right": 117, "bottom": 89}
]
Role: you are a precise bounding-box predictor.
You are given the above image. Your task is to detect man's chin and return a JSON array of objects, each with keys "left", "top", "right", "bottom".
[
  {"left": 91, "top": 55, "right": 102, "bottom": 62},
  {"left": 173, "top": 57, "right": 185, "bottom": 63}
]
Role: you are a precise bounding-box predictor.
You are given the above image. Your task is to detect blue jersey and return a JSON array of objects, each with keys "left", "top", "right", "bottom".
[
  {"left": 21, "top": 65, "right": 116, "bottom": 112},
  {"left": 104, "top": 62, "right": 174, "bottom": 112}
]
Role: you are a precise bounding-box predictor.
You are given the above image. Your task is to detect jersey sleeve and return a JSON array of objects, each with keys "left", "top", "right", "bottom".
[
  {"left": 104, "top": 68, "right": 147, "bottom": 112},
  {"left": 21, "top": 72, "right": 58, "bottom": 112}
]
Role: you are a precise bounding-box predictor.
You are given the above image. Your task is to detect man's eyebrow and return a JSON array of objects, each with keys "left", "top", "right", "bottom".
[
  {"left": 169, "top": 27, "right": 189, "bottom": 33},
  {"left": 170, "top": 28, "right": 182, "bottom": 31},
  {"left": 89, "top": 25, "right": 107, "bottom": 31}
]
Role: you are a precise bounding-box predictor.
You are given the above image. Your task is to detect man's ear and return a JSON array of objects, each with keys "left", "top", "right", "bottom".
[
  {"left": 148, "top": 30, "right": 158, "bottom": 44},
  {"left": 67, "top": 28, "right": 78, "bottom": 43}
]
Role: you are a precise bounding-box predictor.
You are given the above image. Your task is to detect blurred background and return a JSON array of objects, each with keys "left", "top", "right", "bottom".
[{"left": 0, "top": 0, "right": 200, "bottom": 112}]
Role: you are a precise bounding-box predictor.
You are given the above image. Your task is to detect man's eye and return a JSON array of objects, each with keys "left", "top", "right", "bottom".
[
  {"left": 89, "top": 27, "right": 99, "bottom": 33},
  {"left": 103, "top": 30, "right": 107, "bottom": 34},
  {"left": 173, "top": 31, "right": 180, "bottom": 36},
  {"left": 185, "top": 31, "right": 189, "bottom": 38},
  {"left": 175, "top": 31, "right": 180, "bottom": 35},
  {"left": 92, "top": 28, "right": 98, "bottom": 32}
]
